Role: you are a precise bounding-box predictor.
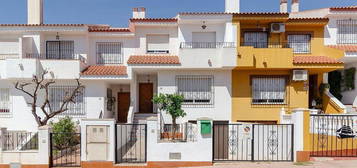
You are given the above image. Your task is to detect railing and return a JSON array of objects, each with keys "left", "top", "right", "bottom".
[
  {"left": 240, "top": 42, "right": 311, "bottom": 53},
  {"left": 25, "top": 53, "right": 87, "bottom": 63},
  {"left": 159, "top": 123, "right": 197, "bottom": 142},
  {"left": 180, "top": 42, "right": 236, "bottom": 49},
  {"left": 1, "top": 132, "right": 38, "bottom": 151},
  {"left": 0, "top": 54, "right": 20, "bottom": 60}
]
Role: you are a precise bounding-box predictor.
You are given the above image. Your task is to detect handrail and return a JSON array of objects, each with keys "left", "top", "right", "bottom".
[
  {"left": 325, "top": 90, "right": 346, "bottom": 113},
  {"left": 126, "top": 101, "right": 135, "bottom": 123},
  {"left": 180, "top": 42, "right": 236, "bottom": 49},
  {"left": 25, "top": 53, "right": 87, "bottom": 64}
]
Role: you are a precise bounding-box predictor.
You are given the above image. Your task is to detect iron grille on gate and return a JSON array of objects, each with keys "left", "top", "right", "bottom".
[
  {"left": 50, "top": 133, "right": 81, "bottom": 167},
  {"left": 310, "top": 114, "right": 357, "bottom": 157},
  {"left": 213, "top": 124, "right": 294, "bottom": 162},
  {"left": 115, "top": 124, "right": 147, "bottom": 163}
]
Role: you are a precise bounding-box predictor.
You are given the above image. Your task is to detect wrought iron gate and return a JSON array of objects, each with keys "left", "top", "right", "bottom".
[
  {"left": 213, "top": 124, "right": 293, "bottom": 162},
  {"left": 310, "top": 114, "right": 357, "bottom": 157},
  {"left": 115, "top": 124, "right": 147, "bottom": 163},
  {"left": 50, "top": 133, "right": 81, "bottom": 167}
]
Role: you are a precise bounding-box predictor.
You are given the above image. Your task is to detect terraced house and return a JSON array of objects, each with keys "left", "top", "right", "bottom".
[{"left": 232, "top": 0, "right": 346, "bottom": 124}]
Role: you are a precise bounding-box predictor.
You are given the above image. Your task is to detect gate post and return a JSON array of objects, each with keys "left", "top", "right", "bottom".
[
  {"left": 292, "top": 108, "right": 311, "bottom": 162},
  {"left": 38, "top": 125, "right": 52, "bottom": 165}
]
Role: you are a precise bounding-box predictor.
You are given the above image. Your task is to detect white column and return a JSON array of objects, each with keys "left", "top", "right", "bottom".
[
  {"left": 291, "top": 108, "right": 307, "bottom": 161},
  {"left": 0, "top": 128, "right": 7, "bottom": 163},
  {"left": 38, "top": 126, "right": 51, "bottom": 164},
  {"left": 146, "top": 117, "right": 158, "bottom": 162}
]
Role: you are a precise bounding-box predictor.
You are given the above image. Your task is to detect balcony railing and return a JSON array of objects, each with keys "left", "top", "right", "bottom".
[
  {"left": 240, "top": 42, "right": 311, "bottom": 54},
  {"left": 1, "top": 132, "right": 39, "bottom": 151},
  {"left": 180, "top": 42, "right": 236, "bottom": 49},
  {"left": 25, "top": 53, "right": 86, "bottom": 63}
]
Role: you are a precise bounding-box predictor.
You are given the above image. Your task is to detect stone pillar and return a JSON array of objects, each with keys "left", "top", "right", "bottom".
[
  {"left": 292, "top": 108, "right": 310, "bottom": 162},
  {"left": 38, "top": 125, "right": 51, "bottom": 165}
]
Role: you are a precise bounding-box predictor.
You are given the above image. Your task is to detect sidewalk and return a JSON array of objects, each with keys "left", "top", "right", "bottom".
[{"left": 182, "top": 160, "right": 357, "bottom": 168}]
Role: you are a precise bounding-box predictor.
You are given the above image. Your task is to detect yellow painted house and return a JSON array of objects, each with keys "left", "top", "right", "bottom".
[{"left": 232, "top": 13, "right": 345, "bottom": 123}]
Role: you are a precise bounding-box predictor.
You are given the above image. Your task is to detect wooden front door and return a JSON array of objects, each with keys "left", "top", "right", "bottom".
[
  {"left": 139, "top": 83, "right": 153, "bottom": 113},
  {"left": 309, "top": 75, "right": 318, "bottom": 108},
  {"left": 117, "top": 92, "right": 130, "bottom": 123}
]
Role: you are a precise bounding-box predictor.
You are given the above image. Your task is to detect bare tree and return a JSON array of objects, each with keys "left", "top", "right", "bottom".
[{"left": 14, "top": 70, "right": 84, "bottom": 126}]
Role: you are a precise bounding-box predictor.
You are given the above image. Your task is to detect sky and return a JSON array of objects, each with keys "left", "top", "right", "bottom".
[{"left": 0, "top": 0, "right": 356, "bottom": 27}]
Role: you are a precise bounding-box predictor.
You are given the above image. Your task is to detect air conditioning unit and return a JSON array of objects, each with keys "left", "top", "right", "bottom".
[
  {"left": 292, "top": 70, "right": 308, "bottom": 81},
  {"left": 270, "top": 23, "right": 285, "bottom": 33}
]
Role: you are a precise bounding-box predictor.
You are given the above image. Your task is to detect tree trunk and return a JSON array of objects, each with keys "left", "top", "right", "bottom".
[{"left": 172, "top": 117, "right": 176, "bottom": 141}]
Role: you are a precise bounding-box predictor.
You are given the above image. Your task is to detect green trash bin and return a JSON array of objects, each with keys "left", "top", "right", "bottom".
[{"left": 200, "top": 120, "right": 211, "bottom": 134}]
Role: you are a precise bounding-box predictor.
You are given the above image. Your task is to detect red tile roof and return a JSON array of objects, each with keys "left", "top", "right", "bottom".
[
  {"left": 327, "top": 45, "right": 357, "bottom": 52},
  {"left": 127, "top": 55, "right": 180, "bottom": 65},
  {"left": 130, "top": 18, "right": 178, "bottom": 23},
  {"left": 179, "top": 12, "right": 231, "bottom": 15},
  {"left": 235, "top": 12, "right": 289, "bottom": 17},
  {"left": 287, "top": 17, "right": 329, "bottom": 22},
  {"left": 293, "top": 56, "right": 343, "bottom": 64},
  {"left": 88, "top": 27, "right": 131, "bottom": 32},
  {"left": 81, "top": 66, "right": 127, "bottom": 76},
  {"left": 330, "top": 6, "right": 357, "bottom": 11}
]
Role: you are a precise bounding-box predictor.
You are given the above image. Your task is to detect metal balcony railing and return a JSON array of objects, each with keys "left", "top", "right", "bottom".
[
  {"left": 240, "top": 42, "right": 311, "bottom": 54},
  {"left": 25, "top": 53, "right": 86, "bottom": 63},
  {"left": 180, "top": 42, "right": 236, "bottom": 49}
]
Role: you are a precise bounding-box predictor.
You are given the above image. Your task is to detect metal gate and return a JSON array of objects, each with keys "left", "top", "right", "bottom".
[
  {"left": 310, "top": 114, "right": 357, "bottom": 157},
  {"left": 115, "top": 124, "right": 147, "bottom": 163},
  {"left": 50, "top": 133, "right": 81, "bottom": 167},
  {"left": 213, "top": 124, "right": 293, "bottom": 162}
]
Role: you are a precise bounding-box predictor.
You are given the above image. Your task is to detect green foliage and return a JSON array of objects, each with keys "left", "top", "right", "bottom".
[
  {"left": 152, "top": 93, "right": 186, "bottom": 120},
  {"left": 344, "top": 67, "right": 356, "bottom": 91},
  {"left": 50, "top": 116, "right": 79, "bottom": 150},
  {"left": 328, "top": 71, "right": 343, "bottom": 100}
]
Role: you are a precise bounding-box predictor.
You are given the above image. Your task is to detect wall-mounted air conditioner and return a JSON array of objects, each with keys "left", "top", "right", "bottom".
[
  {"left": 270, "top": 23, "right": 285, "bottom": 33},
  {"left": 292, "top": 70, "right": 308, "bottom": 81}
]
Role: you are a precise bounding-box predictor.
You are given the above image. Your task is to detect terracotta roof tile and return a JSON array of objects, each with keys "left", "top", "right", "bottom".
[
  {"left": 127, "top": 55, "right": 180, "bottom": 65},
  {"left": 235, "top": 12, "right": 289, "bottom": 17},
  {"left": 330, "top": 6, "right": 357, "bottom": 11},
  {"left": 0, "top": 24, "right": 86, "bottom": 27},
  {"left": 327, "top": 45, "right": 357, "bottom": 52},
  {"left": 179, "top": 12, "right": 231, "bottom": 15},
  {"left": 130, "top": 18, "right": 178, "bottom": 23},
  {"left": 293, "top": 56, "right": 343, "bottom": 64},
  {"left": 81, "top": 66, "right": 127, "bottom": 76},
  {"left": 88, "top": 27, "right": 131, "bottom": 32},
  {"left": 287, "top": 17, "right": 329, "bottom": 22}
]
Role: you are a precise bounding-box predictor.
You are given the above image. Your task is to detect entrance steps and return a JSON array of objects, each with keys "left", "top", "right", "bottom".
[
  {"left": 345, "top": 105, "right": 357, "bottom": 113},
  {"left": 133, "top": 113, "right": 157, "bottom": 124}
]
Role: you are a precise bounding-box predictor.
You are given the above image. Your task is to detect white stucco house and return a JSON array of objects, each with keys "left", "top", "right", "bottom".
[
  {"left": 0, "top": 0, "right": 238, "bottom": 132},
  {"left": 291, "top": 6, "right": 357, "bottom": 112}
]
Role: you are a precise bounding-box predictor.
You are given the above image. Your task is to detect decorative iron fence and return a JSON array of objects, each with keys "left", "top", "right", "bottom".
[
  {"left": 240, "top": 41, "right": 311, "bottom": 54},
  {"left": 159, "top": 123, "right": 197, "bottom": 142},
  {"left": 213, "top": 123, "right": 293, "bottom": 162},
  {"left": 1, "top": 132, "right": 38, "bottom": 151},
  {"left": 310, "top": 114, "right": 357, "bottom": 157},
  {"left": 50, "top": 132, "right": 81, "bottom": 167},
  {"left": 180, "top": 42, "right": 236, "bottom": 49},
  {"left": 115, "top": 124, "right": 147, "bottom": 163},
  {"left": 25, "top": 53, "right": 86, "bottom": 63}
]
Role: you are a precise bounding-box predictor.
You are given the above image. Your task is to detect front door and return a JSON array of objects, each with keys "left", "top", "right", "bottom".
[
  {"left": 117, "top": 92, "right": 130, "bottom": 123},
  {"left": 139, "top": 83, "right": 153, "bottom": 113},
  {"left": 309, "top": 75, "right": 318, "bottom": 108}
]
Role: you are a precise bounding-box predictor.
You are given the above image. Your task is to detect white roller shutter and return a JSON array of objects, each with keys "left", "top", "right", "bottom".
[{"left": 147, "top": 34, "right": 169, "bottom": 53}]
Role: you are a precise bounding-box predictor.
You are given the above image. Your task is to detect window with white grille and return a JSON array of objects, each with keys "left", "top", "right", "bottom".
[
  {"left": 288, "top": 34, "right": 311, "bottom": 54},
  {"left": 176, "top": 75, "right": 214, "bottom": 105},
  {"left": 96, "top": 42, "right": 123, "bottom": 64},
  {"left": 337, "top": 19, "right": 357, "bottom": 44},
  {"left": 49, "top": 86, "right": 85, "bottom": 116},
  {"left": 0, "top": 89, "right": 10, "bottom": 113},
  {"left": 46, "top": 41, "right": 75, "bottom": 59},
  {"left": 243, "top": 32, "right": 268, "bottom": 48},
  {"left": 252, "top": 76, "right": 287, "bottom": 104},
  {"left": 147, "top": 34, "right": 170, "bottom": 54}
]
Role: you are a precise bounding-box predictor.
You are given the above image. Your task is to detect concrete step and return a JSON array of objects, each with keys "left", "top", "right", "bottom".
[{"left": 133, "top": 113, "right": 157, "bottom": 124}]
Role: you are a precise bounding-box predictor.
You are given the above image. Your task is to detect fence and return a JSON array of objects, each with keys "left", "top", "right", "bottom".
[
  {"left": 25, "top": 53, "right": 86, "bottom": 63},
  {"left": 159, "top": 123, "right": 197, "bottom": 142},
  {"left": 1, "top": 132, "right": 38, "bottom": 151},
  {"left": 180, "top": 42, "right": 236, "bottom": 49}
]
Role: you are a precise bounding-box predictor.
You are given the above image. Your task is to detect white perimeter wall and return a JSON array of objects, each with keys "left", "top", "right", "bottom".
[{"left": 157, "top": 70, "right": 232, "bottom": 123}]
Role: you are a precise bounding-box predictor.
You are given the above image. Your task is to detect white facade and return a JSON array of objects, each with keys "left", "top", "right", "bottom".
[{"left": 0, "top": 8, "right": 237, "bottom": 131}]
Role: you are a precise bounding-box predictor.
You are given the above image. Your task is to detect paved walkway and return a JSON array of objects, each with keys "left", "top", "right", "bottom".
[{"left": 182, "top": 160, "right": 357, "bottom": 168}]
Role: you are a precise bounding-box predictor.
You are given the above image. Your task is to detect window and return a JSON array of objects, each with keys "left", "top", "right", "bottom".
[
  {"left": 46, "top": 41, "right": 75, "bottom": 59},
  {"left": 337, "top": 19, "right": 357, "bottom": 44},
  {"left": 252, "top": 76, "right": 287, "bottom": 104},
  {"left": 49, "top": 86, "right": 85, "bottom": 116},
  {"left": 176, "top": 75, "right": 214, "bottom": 105},
  {"left": 0, "top": 89, "right": 10, "bottom": 113},
  {"left": 96, "top": 42, "right": 122, "bottom": 64},
  {"left": 147, "top": 34, "right": 169, "bottom": 54},
  {"left": 243, "top": 32, "right": 268, "bottom": 48},
  {"left": 288, "top": 34, "right": 311, "bottom": 54}
]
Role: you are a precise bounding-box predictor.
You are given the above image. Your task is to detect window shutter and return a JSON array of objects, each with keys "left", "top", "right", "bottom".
[{"left": 147, "top": 35, "right": 169, "bottom": 53}]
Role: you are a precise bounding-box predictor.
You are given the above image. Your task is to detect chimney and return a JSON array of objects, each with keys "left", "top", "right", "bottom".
[
  {"left": 280, "top": 0, "right": 288, "bottom": 13},
  {"left": 132, "top": 7, "right": 146, "bottom": 19},
  {"left": 291, "top": 0, "right": 299, "bottom": 12},
  {"left": 27, "top": 0, "right": 43, "bottom": 24},
  {"left": 225, "top": 0, "right": 240, "bottom": 13}
]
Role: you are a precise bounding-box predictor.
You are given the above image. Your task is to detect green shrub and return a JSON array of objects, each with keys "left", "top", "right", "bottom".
[{"left": 50, "top": 117, "right": 79, "bottom": 150}]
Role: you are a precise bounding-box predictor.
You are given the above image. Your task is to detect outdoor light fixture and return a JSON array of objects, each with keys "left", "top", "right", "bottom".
[
  {"left": 56, "top": 32, "right": 60, "bottom": 40},
  {"left": 201, "top": 21, "right": 207, "bottom": 29}
]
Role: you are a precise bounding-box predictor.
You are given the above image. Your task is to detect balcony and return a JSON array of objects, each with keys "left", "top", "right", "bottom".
[
  {"left": 2, "top": 53, "right": 87, "bottom": 79},
  {"left": 179, "top": 42, "right": 237, "bottom": 68}
]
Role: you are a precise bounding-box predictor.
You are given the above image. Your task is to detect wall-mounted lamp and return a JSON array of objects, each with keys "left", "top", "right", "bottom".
[
  {"left": 56, "top": 32, "right": 60, "bottom": 40},
  {"left": 201, "top": 21, "right": 207, "bottom": 30}
]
